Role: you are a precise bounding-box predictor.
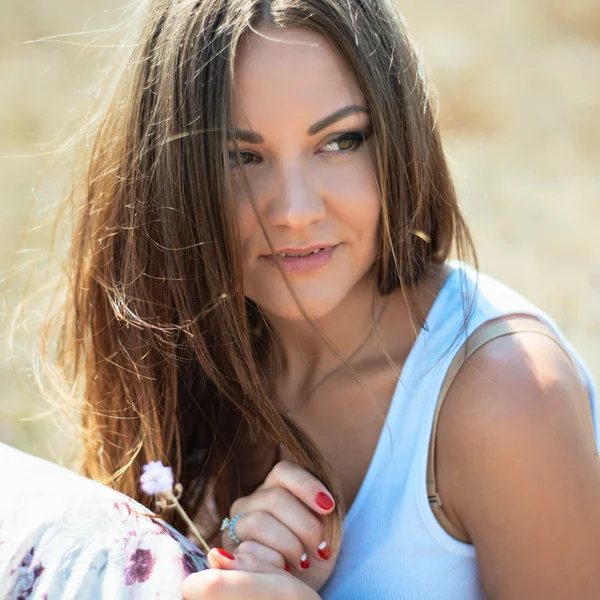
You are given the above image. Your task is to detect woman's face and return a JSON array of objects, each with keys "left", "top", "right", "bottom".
[{"left": 231, "top": 26, "right": 380, "bottom": 321}]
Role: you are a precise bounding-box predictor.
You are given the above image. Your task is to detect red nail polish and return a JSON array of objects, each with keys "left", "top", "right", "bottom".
[
  {"left": 315, "top": 492, "right": 334, "bottom": 510},
  {"left": 300, "top": 553, "right": 310, "bottom": 570},
  {"left": 284, "top": 563, "right": 291, "bottom": 572},
  {"left": 216, "top": 548, "right": 235, "bottom": 560},
  {"left": 317, "top": 541, "right": 332, "bottom": 560}
]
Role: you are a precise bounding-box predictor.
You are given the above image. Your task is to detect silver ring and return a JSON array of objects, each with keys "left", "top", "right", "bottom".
[{"left": 220, "top": 513, "right": 243, "bottom": 544}]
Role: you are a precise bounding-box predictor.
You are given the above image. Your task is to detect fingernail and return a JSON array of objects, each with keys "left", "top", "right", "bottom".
[
  {"left": 317, "top": 540, "right": 332, "bottom": 560},
  {"left": 284, "top": 562, "right": 291, "bottom": 572},
  {"left": 216, "top": 548, "right": 236, "bottom": 560},
  {"left": 315, "top": 491, "right": 335, "bottom": 511},
  {"left": 300, "top": 553, "right": 310, "bottom": 570},
  {"left": 315, "top": 492, "right": 334, "bottom": 510}
]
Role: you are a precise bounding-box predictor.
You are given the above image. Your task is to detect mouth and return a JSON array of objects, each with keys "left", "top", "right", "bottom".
[
  {"left": 265, "top": 243, "right": 336, "bottom": 258},
  {"left": 260, "top": 243, "right": 339, "bottom": 274}
]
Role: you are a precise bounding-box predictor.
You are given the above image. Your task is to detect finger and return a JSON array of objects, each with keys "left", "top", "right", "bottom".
[
  {"left": 206, "top": 547, "right": 288, "bottom": 575},
  {"left": 258, "top": 460, "right": 336, "bottom": 516},
  {"left": 181, "top": 569, "right": 300, "bottom": 600},
  {"left": 239, "top": 487, "right": 331, "bottom": 562},
  {"left": 236, "top": 540, "right": 288, "bottom": 570},
  {"left": 231, "top": 510, "right": 309, "bottom": 571},
  {"left": 207, "top": 541, "right": 288, "bottom": 571}
]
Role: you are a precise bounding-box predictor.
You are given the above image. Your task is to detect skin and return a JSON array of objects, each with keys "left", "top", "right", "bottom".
[
  {"left": 182, "top": 24, "right": 600, "bottom": 600},
  {"left": 232, "top": 26, "right": 380, "bottom": 326},
  {"left": 436, "top": 329, "right": 600, "bottom": 598},
  {"left": 181, "top": 550, "right": 320, "bottom": 600}
]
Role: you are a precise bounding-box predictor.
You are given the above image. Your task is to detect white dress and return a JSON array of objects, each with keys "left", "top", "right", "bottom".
[{"left": 0, "top": 442, "right": 208, "bottom": 599}]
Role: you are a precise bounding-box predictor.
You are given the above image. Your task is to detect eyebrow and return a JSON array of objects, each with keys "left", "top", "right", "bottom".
[
  {"left": 307, "top": 105, "right": 370, "bottom": 136},
  {"left": 230, "top": 128, "right": 263, "bottom": 144},
  {"left": 230, "top": 104, "right": 370, "bottom": 145}
]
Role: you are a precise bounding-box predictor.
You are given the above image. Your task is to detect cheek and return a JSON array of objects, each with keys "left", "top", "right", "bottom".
[
  {"left": 324, "top": 160, "right": 381, "bottom": 242},
  {"left": 233, "top": 178, "right": 260, "bottom": 256},
  {"left": 237, "top": 200, "right": 255, "bottom": 243}
]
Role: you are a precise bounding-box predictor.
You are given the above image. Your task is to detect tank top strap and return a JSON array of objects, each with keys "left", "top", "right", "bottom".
[{"left": 425, "top": 315, "right": 573, "bottom": 542}]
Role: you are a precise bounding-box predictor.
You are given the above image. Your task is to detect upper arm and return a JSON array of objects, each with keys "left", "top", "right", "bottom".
[{"left": 437, "top": 330, "right": 600, "bottom": 599}]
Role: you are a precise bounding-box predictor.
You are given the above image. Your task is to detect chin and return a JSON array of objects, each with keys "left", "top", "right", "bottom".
[
  {"left": 249, "top": 284, "right": 351, "bottom": 322},
  {"left": 243, "top": 254, "right": 378, "bottom": 323}
]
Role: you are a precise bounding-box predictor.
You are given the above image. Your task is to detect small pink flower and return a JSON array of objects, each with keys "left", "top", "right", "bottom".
[
  {"left": 139, "top": 460, "right": 211, "bottom": 554},
  {"left": 139, "top": 461, "right": 174, "bottom": 495}
]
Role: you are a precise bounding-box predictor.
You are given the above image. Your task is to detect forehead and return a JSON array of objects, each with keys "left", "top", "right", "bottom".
[{"left": 232, "top": 26, "right": 366, "bottom": 129}]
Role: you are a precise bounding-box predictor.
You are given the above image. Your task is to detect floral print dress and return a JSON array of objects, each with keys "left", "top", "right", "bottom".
[{"left": 0, "top": 442, "right": 208, "bottom": 599}]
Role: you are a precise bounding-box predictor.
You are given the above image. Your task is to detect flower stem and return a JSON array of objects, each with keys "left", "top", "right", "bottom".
[{"left": 167, "top": 492, "right": 212, "bottom": 555}]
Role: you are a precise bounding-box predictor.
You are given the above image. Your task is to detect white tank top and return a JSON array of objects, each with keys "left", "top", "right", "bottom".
[{"left": 319, "top": 262, "right": 599, "bottom": 599}]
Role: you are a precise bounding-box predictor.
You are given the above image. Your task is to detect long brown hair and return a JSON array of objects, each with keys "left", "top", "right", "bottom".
[{"left": 39, "top": 0, "right": 475, "bottom": 551}]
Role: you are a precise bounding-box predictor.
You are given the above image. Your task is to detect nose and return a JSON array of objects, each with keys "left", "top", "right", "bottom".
[{"left": 266, "top": 163, "right": 326, "bottom": 229}]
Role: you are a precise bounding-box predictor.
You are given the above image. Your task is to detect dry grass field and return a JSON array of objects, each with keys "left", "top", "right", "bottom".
[{"left": 1, "top": 0, "right": 599, "bottom": 462}]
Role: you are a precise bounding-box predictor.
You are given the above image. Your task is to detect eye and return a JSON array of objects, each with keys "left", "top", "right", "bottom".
[
  {"left": 228, "top": 150, "right": 262, "bottom": 168},
  {"left": 320, "top": 132, "right": 368, "bottom": 154}
]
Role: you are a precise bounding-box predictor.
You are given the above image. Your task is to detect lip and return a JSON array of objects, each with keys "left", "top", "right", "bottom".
[
  {"left": 260, "top": 243, "right": 339, "bottom": 275},
  {"left": 265, "top": 243, "right": 337, "bottom": 256}
]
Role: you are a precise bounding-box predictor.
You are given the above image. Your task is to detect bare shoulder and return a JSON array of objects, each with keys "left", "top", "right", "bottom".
[
  {"left": 436, "top": 329, "right": 600, "bottom": 598},
  {"left": 439, "top": 328, "right": 596, "bottom": 453}
]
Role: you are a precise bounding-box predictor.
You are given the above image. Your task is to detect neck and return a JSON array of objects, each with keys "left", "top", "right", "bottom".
[
  {"left": 264, "top": 273, "right": 380, "bottom": 395},
  {"left": 261, "top": 264, "right": 449, "bottom": 413}
]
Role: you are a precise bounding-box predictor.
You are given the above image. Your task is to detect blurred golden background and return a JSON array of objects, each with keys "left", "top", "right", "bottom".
[{"left": 1, "top": 0, "right": 599, "bottom": 462}]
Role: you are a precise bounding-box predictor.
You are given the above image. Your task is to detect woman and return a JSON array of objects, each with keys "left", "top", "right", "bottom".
[{"left": 32, "top": 0, "right": 600, "bottom": 598}]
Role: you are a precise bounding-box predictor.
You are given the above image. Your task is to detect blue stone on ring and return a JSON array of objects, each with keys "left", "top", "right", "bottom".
[{"left": 220, "top": 513, "right": 243, "bottom": 544}]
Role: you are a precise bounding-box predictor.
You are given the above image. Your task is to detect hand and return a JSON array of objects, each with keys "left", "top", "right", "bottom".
[
  {"left": 219, "top": 460, "right": 338, "bottom": 591},
  {"left": 181, "top": 549, "right": 321, "bottom": 600}
]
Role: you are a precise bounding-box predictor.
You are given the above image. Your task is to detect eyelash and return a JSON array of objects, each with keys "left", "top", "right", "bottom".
[
  {"left": 321, "top": 131, "right": 368, "bottom": 154},
  {"left": 228, "top": 131, "right": 369, "bottom": 169}
]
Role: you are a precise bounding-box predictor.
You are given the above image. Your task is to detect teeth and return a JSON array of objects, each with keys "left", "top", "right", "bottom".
[{"left": 278, "top": 248, "right": 323, "bottom": 258}]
